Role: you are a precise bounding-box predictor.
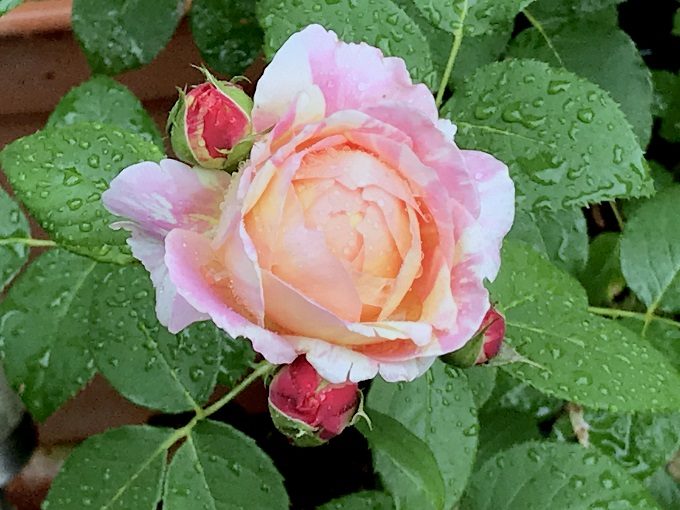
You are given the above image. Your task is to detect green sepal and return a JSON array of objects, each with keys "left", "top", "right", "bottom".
[{"left": 268, "top": 401, "right": 326, "bottom": 447}]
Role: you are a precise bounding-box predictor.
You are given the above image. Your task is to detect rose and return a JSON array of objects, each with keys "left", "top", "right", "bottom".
[
  {"left": 103, "top": 24, "right": 514, "bottom": 383},
  {"left": 475, "top": 307, "right": 505, "bottom": 364},
  {"left": 268, "top": 356, "right": 359, "bottom": 446},
  {"left": 440, "top": 306, "right": 506, "bottom": 367},
  {"left": 167, "top": 78, "right": 253, "bottom": 170}
]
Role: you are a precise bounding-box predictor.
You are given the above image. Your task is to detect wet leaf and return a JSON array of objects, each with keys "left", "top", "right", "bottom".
[
  {"left": 554, "top": 410, "right": 680, "bottom": 482},
  {"left": 47, "top": 76, "right": 163, "bottom": 149},
  {"left": 357, "top": 410, "right": 445, "bottom": 510},
  {"left": 217, "top": 335, "right": 256, "bottom": 387},
  {"left": 164, "top": 420, "right": 288, "bottom": 510},
  {"left": 483, "top": 370, "right": 563, "bottom": 420},
  {"left": 0, "top": 187, "right": 29, "bottom": 291},
  {"left": 463, "top": 365, "right": 497, "bottom": 408},
  {"left": 44, "top": 425, "right": 170, "bottom": 509},
  {"left": 621, "top": 186, "right": 680, "bottom": 315},
  {"left": 461, "top": 441, "right": 661, "bottom": 509},
  {"left": 368, "top": 362, "right": 477, "bottom": 509},
  {"left": 257, "top": 0, "right": 437, "bottom": 89},
  {"left": 0, "top": 123, "right": 163, "bottom": 264},
  {"left": 190, "top": 0, "right": 263, "bottom": 76},
  {"left": 72, "top": 0, "right": 184, "bottom": 75},
  {"left": 443, "top": 59, "right": 652, "bottom": 212},
  {"left": 526, "top": 0, "right": 623, "bottom": 28},
  {"left": 475, "top": 409, "right": 542, "bottom": 467},
  {"left": 508, "top": 207, "right": 588, "bottom": 275},
  {"left": 578, "top": 232, "right": 625, "bottom": 307},
  {"left": 0, "top": 250, "right": 103, "bottom": 420},
  {"left": 509, "top": 20, "right": 653, "bottom": 147},
  {"left": 652, "top": 71, "right": 680, "bottom": 143},
  {"left": 490, "top": 241, "right": 680, "bottom": 412},
  {"left": 90, "top": 264, "right": 221, "bottom": 413},
  {"left": 318, "top": 491, "right": 395, "bottom": 510}
]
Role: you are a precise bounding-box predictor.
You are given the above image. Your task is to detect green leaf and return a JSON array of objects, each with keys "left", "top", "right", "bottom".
[
  {"left": 164, "top": 420, "right": 288, "bottom": 509},
  {"left": 483, "top": 370, "right": 563, "bottom": 420},
  {"left": 647, "top": 467, "right": 680, "bottom": 510},
  {"left": 367, "top": 362, "right": 477, "bottom": 509},
  {"left": 257, "top": 0, "right": 437, "bottom": 89},
  {"left": 622, "top": 161, "right": 675, "bottom": 218},
  {"left": 410, "top": 0, "right": 533, "bottom": 36},
  {"left": 619, "top": 318, "right": 680, "bottom": 373},
  {"left": 0, "top": 0, "right": 21, "bottom": 16},
  {"left": 554, "top": 410, "right": 680, "bottom": 482},
  {"left": 0, "top": 187, "right": 29, "bottom": 291},
  {"left": 461, "top": 441, "right": 661, "bottom": 509},
  {"left": 44, "top": 425, "right": 170, "bottom": 509},
  {"left": 0, "top": 250, "right": 104, "bottom": 420},
  {"left": 507, "top": 207, "right": 588, "bottom": 275},
  {"left": 578, "top": 232, "right": 625, "bottom": 307},
  {"left": 526, "top": 0, "right": 623, "bottom": 28},
  {"left": 490, "top": 241, "right": 680, "bottom": 412},
  {"left": 217, "top": 336, "right": 256, "bottom": 387},
  {"left": 190, "top": 0, "right": 263, "bottom": 76},
  {"left": 90, "top": 264, "right": 221, "bottom": 413},
  {"left": 508, "top": 20, "right": 653, "bottom": 147},
  {"left": 463, "top": 365, "right": 497, "bottom": 408},
  {"left": 464, "top": 0, "right": 536, "bottom": 36},
  {"left": 47, "top": 76, "right": 163, "bottom": 149},
  {"left": 409, "top": 0, "right": 466, "bottom": 33},
  {"left": 620, "top": 186, "right": 680, "bottom": 315},
  {"left": 652, "top": 71, "right": 680, "bottom": 144},
  {"left": 318, "top": 491, "right": 395, "bottom": 510},
  {"left": 357, "top": 410, "right": 445, "bottom": 510},
  {"left": 674, "top": 8, "right": 680, "bottom": 37},
  {"left": 451, "top": 28, "right": 513, "bottom": 87},
  {"left": 475, "top": 409, "right": 542, "bottom": 466},
  {"left": 71, "top": 0, "right": 184, "bottom": 75},
  {"left": 443, "top": 59, "right": 652, "bottom": 212},
  {"left": 0, "top": 123, "right": 163, "bottom": 264}
]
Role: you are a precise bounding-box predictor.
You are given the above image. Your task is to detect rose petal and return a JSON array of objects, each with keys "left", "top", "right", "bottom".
[
  {"left": 103, "top": 159, "right": 230, "bottom": 332},
  {"left": 164, "top": 229, "right": 297, "bottom": 364},
  {"left": 462, "top": 150, "right": 515, "bottom": 279},
  {"left": 111, "top": 221, "right": 209, "bottom": 332},
  {"left": 103, "top": 159, "right": 229, "bottom": 236},
  {"left": 253, "top": 24, "right": 436, "bottom": 132}
]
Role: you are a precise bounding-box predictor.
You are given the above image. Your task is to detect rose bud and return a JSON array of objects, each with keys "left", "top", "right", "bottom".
[
  {"left": 441, "top": 307, "right": 506, "bottom": 367},
  {"left": 168, "top": 78, "right": 253, "bottom": 170},
  {"left": 268, "top": 357, "right": 360, "bottom": 447}
]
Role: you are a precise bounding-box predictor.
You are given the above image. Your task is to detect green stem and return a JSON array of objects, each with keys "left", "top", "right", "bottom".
[
  {"left": 0, "top": 237, "right": 57, "bottom": 247},
  {"left": 435, "top": 0, "right": 468, "bottom": 109},
  {"left": 155, "top": 361, "right": 275, "bottom": 456},
  {"left": 588, "top": 306, "right": 680, "bottom": 330},
  {"left": 609, "top": 201, "right": 625, "bottom": 231},
  {"left": 201, "top": 361, "right": 274, "bottom": 419},
  {"left": 523, "top": 9, "right": 564, "bottom": 67}
]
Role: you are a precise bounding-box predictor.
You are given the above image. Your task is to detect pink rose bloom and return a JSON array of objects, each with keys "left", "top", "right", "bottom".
[{"left": 103, "top": 25, "right": 514, "bottom": 383}]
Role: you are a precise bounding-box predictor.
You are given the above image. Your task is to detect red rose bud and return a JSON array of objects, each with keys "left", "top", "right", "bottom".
[
  {"left": 268, "top": 357, "right": 360, "bottom": 447},
  {"left": 168, "top": 78, "right": 253, "bottom": 170},
  {"left": 441, "top": 307, "right": 506, "bottom": 367},
  {"left": 475, "top": 307, "right": 506, "bottom": 364}
]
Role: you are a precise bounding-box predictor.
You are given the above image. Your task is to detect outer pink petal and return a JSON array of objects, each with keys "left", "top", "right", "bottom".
[
  {"left": 111, "top": 222, "right": 209, "bottom": 332},
  {"left": 164, "top": 229, "right": 297, "bottom": 364},
  {"left": 103, "top": 159, "right": 230, "bottom": 332},
  {"left": 288, "top": 336, "right": 436, "bottom": 383},
  {"left": 253, "top": 24, "right": 436, "bottom": 132},
  {"left": 103, "top": 159, "right": 229, "bottom": 236},
  {"left": 462, "top": 150, "right": 515, "bottom": 280}
]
